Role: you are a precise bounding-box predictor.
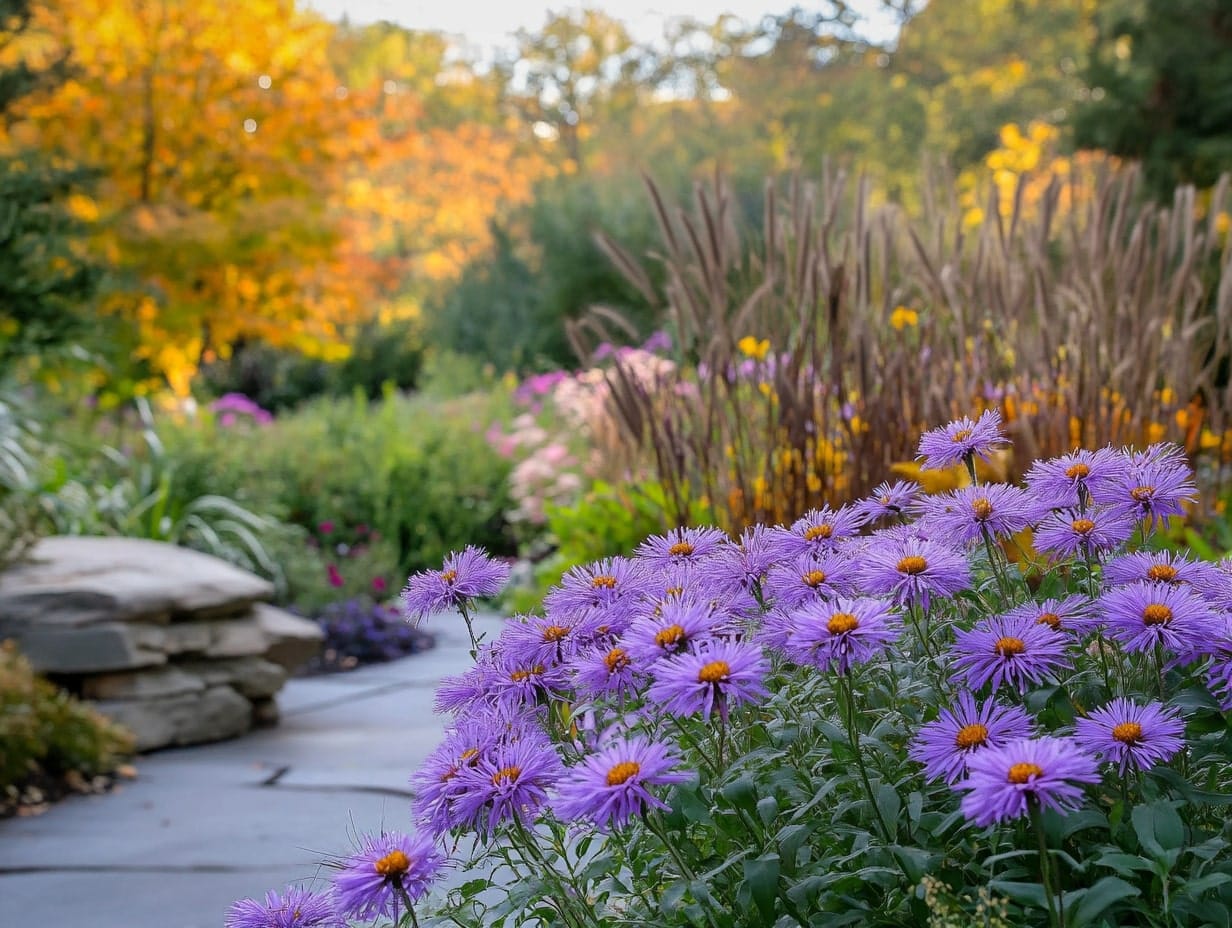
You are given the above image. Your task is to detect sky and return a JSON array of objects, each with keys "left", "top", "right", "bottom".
[{"left": 303, "top": 1, "right": 901, "bottom": 56}]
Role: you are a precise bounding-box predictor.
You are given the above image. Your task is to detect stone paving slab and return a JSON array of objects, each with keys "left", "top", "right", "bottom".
[{"left": 0, "top": 611, "right": 502, "bottom": 928}]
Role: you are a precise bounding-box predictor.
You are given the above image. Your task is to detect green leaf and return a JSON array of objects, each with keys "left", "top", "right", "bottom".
[
  {"left": 1069, "top": 876, "right": 1140, "bottom": 926},
  {"left": 757, "top": 795, "right": 780, "bottom": 827},
  {"left": 777, "top": 823, "right": 811, "bottom": 867},
  {"left": 989, "top": 880, "right": 1050, "bottom": 911},
  {"left": 876, "top": 783, "right": 901, "bottom": 830},
  {"left": 743, "top": 854, "right": 781, "bottom": 923},
  {"left": 660, "top": 880, "right": 688, "bottom": 914},
  {"left": 1178, "top": 872, "right": 1232, "bottom": 899},
  {"left": 721, "top": 774, "right": 758, "bottom": 814},
  {"left": 1132, "top": 801, "right": 1185, "bottom": 857}
]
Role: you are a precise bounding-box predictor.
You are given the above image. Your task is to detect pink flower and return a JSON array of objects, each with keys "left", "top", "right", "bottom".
[
  {"left": 372, "top": 576, "right": 388, "bottom": 594},
  {"left": 327, "top": 564, "right": 344, "bottom": 588},
  {"left": 318, "top": 521, "right": 335, "bottom": 535}
]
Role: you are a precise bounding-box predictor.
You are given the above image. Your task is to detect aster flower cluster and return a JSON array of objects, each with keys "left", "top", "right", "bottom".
[{"left": 234, "top": 412, "right": 1232, "bottom": 928}]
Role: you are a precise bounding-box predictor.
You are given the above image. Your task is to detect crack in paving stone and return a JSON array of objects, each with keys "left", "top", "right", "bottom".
[
  {"left": 260, "top": 764, "right": 291, "bottom": 786},
  {"left": 282, "top": 680, "right": 439, "bottom": 717}
]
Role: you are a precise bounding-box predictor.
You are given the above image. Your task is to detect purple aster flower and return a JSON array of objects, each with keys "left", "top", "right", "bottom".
[
  {"left": 488, "top": 654, "right": 572, "bottom": 711},
  {"left": 332, "top": 831, "right": 443, "bottom": 922},
  {"left": 918, "top": 484, "right": 1034, "bottom": 547},
  {"left": 1003, "top": 595, "right": 1097, "bottom": 635},
  {"left": 411, "top": 712, "right": 524, "bottom": 834},
  {"left": 226, "top": 887, "right": 335, "bottom": 928},
  {"left": 401, "top": 546, "right": 510, "bottom": 623},
  {"left": 1194, "top": 558, "right": 1232, "bottom": 610},
  {"left": 960, "top": 737, "right": 1100, "bottom": 827},
  {"left": 1099, "top": 581, "right": 1219, "bottom": 658},
  {"left": 646, "top": 639, "right": 769, "bottom": 722},
  {"left": 852, "top": 480, "right": 921, "bottom": 524},
  {"left": 1104, "top": 550, "right": 1224, "bottom": 591},
  {"left": 544, "top": 557, "right": 652, "bottom": 620},
  {"left": 762, "top": 550, "right": 859, "bottom": 611},
  {"left": 780, "top": 596, "right": 899, "bottom": 674},
  {"left": 693, "top": 524, "right": 779, "bottom": 596},
  {"left": 453, "top": 735, "right": 564, "bottom": 834},
  {"left": 625, "top": 598, "right": 723, "bottom": 665},
  {"left": 1074, "top": 698, "right": 1185, "bottom": 775},
  {"left": 951, "top": 614, "right": 1070, "bottom": 693},
  {"left": 857, "top": 536, "right": 971, "bottom": 610},
  {"left": 908, "top": 692, "right": 1034, "bottom": 784},
  {"left": 571, "top": 641, "right": 643, "bottom": 701},
  {"left": 916, "top": 410, "right": 1008, "bottom": 471},
  {"left": 1094, "top": 444, "right": 1197, "bottom": 524},
  {"left": 1033, "top": 506, "right": 1136, "bottom": 559},
  {"left": 433, "top": 653, "right": 501, "bottom": 715},
  {"left": 766, "top": 505, "right": 867, "bottom": 560},
  {"left": 498, "top": 613, "right": 585, "bottom": 667},
  {"left": 1024, "top": 447, "right": 1129, "bottom": 510},
  {"left": 554, "top": 736, "right": 690, "bottom": 829},
  {"left": 635, "top": 526, "right": 729, "bottom": 568}
]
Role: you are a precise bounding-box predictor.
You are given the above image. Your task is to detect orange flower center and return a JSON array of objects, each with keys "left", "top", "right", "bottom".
[
  {"left": 1142, "top": 604, "right": 1173, "bottom": 626},
  {"left": 374, "top": 849, "right": 410, "bottom": 877},
  {"left": 665, "top": 586, "right": 684, "bottom": 598},
  {"left": 951, "top": 428, "right": 973, "bottom": 443},
  {"left": 954, "top": 723, "right": 989, "bottom": 749},
  {"left": 994, "top": 636, "right": 1026, "bottom": 657},
  {"left": 971, "top": 497, "right": 994, "bottom": 520},
  {"left": 879, "top": 495, "right": 892, "bottom": 505},
  {"left": 1036, "top": 612, "right": 1061, "bottom": 629},
  {"left": 668, "top": 541, "right": 695, "bottom": 557},
  {"left": 1130, "top": 485, "right": 1155, "bottom": 502},
  {"left": 1007, "top": 762, "right": 1043, "bottom": 784},
  {"left": 1065, "top": 463, "right": 1091, "bottom": 479},
  {"left": 542, "top": 625, "right": 570, "bottom": 642},
  {"left": 1071, "top": 518, "right": 1096, "bottom": 535},
  {"left": 802, "top": 570, "right": 827, "bottom": 587},
  {"left": 827, "top": 612, "right": 860, "bottom": 635},
  {"left": 606, "top": 761, "right": 641, "bottom": 786},
  {"left": 603, "top": 647, "right": 630, "bottom": 673},
  {"left": 510, "top": 665, "right": 545, "bottom": 682},
  {"left": 1112, "top": 721, "right": 1144, "bottom": 744},
  {"left": 804, "top": 524, "right": 834, "bottom": 541},
  {"left": 491, "top": 765, "right": 522, "bottom": 785},
  {"left": 441, "top": 569, "right": 458, "bottom": 583},
  {"left": 654, "top": 624, "right": 686, "bottom": 648},
  {"left": 1147, "top": 564, "right": 1178, "bottom": 583},
  {"left": 698, "top": 660, "right": 731, "bottom": 684},
  {"left": 459, "top": 747, "right": 479, "bottom": 763},
  {"left": 591, "top": 574, "right": 618, "bottom": 589},
  {"left": 897, "top": 555, "right": 928, "bottom": 575}
]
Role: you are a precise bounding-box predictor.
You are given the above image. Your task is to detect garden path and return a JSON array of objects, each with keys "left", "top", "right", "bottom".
[{"left": 0, "top": 610, "right": 502, "bottom": 928}]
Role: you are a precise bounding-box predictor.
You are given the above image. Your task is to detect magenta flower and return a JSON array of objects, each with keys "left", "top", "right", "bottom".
[
  {"left": 453, "top": 736, "right": 564, "bottom": 833},
  {"left": 635, "top": 526, "right": 728, "bottom": 568},
  {"left": 371, "top": 576, "right": 387, "bottom": 594},
  {"left": 1074, "top": 698, "right": 1185, "bottom": 775},
  {"left": 1099, "top": 581, "right": 1219, "bottom": 658},
  {"left": 332, "top": 831, "right": 444, "bottom": 922},
  {"left": 1024, "top": 447, "right": 1129, "bottom": 510},
  {"left": 1033, "top": 506, "right": 1136, "bottom": 559},
  {"left": 317, "top": 520, "right": 335, "bottom": 535},
  {"left": 401, "top": 546, "right": 510, "bottom": 623},
  {"left": 780, "top": 596, "right": 899, "bottom": 674},
  {"left": 326, "top": 564, "right": 344, "bottom": 588},
  {"left": 916, "top": 411, "right": 1008, "bottom": 470},
  {"left": 852, "top": 480, "right": 921, "bottom": 524},
  {"left": 646, "top": 640, "right": 769, "bottom": 722},
  {"left": 908, "top": 692, "right": 1034, "bottom": 784},
  {"left": 959, "top": 737, "right": 1100, "bottom": 826},
  {"left": 554, "top": 736, "right": 690, "bottom": 829},
  {"left": 918, "top": 484, "right": 1034, "bottom": 547},
  {"left": 226, "top": 887, "right": 334, "bottom": 928},
  {"left": 857, "top": 536, "right": 971, "bottom": 610},
  {"left": 951, "top": 614, "right": 1070, "bottom": 693}
]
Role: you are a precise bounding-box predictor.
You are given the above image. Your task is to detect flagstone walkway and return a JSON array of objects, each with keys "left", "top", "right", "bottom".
[{"left": 0, "top": 612, "right": 500, "bottom": 928}]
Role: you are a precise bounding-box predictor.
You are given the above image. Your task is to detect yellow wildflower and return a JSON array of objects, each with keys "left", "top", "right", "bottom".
[
  {"left": 889, "top": 306, "right": 919, "bottom": 331},
  {"left": 737, "top": 336, "right": 770, "bottom": 361}
]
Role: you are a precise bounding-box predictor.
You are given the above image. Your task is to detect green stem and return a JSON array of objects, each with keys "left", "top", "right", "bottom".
[
  {"left": 457, "top": 599, "right": 480, "bottom": 661},
  {"left": 646, "top": 812, "right": 722, "bottom": 928},
  {"left": 838, "top": 673, "right": 891, "bottom": 843},
  {"left": 394, "top": 883, "right": 421, "bottom": 928},
  {"left": 980, "top": 526, "right": 1011, "bottom": 603},
  {"left": 510, "top": 818, "right": 589, "bottom": 928},
  {"left": 1031, "top": 806, "right": 1061, "bottom": 928}
]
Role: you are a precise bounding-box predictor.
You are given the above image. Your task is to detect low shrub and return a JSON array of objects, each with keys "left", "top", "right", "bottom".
[
  {"left": 233, "top": 414, "right": 1232, "bottom": 928},
  {"left": 306, "top": 599, "right": 434, "bottom": 674},
  {"left": 0, "top": 641, "right": 133, "bottom": 814}
]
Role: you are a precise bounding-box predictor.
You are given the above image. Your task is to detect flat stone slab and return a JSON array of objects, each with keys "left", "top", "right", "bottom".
[
  {"left": 0, "top": 537, "right": 274, "bottom": 631},
  {"left": 94, "top": 685, "right": 253, "bottom": 752}
]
